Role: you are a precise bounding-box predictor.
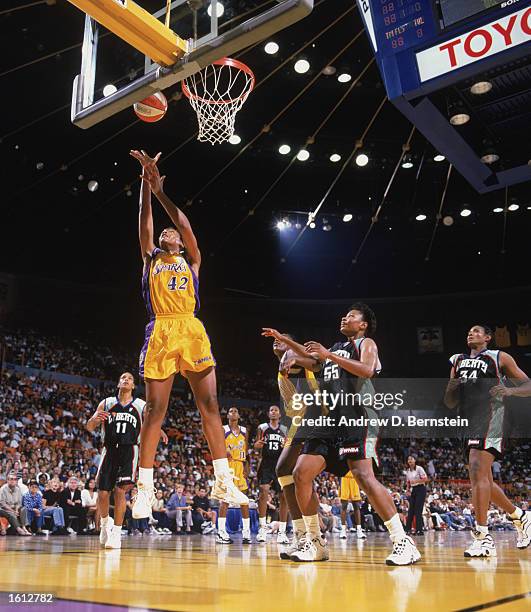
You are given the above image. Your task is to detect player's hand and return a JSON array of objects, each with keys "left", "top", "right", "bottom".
[
  {"left": 447, "top": 378, "right": 462, "bottom": 392},
  {"left": 130, "top": 149, "right": 161, "bottom": 168},
  {"left": 261, "top": 328, "right": 283, "bottom": 341},
  {"left": 490, "top": 384, "right": 513, "bottom": 398},
  {"left": 160, "top": 430, "right": 169, "bottom": 445},
  {"left": 279, "top": 356, "right": 296, "bottom": 376},
  {"left": 141, "top": 164, "right": 165, "bottom": 196},
  {"left": 304, "top": 342, "right": 329, "bottom": 361},
  {"left": 93, "top": 411, "right": 108, "bottom": 423}
]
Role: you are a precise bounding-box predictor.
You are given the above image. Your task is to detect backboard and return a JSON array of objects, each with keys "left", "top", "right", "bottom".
[{"left": 67, "top": 0, "right": 314, "bottom": 129}]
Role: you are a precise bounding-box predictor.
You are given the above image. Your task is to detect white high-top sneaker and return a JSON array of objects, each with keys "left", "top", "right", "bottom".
[
  {"left": 256, "top": 526, "right": 267, "bottom": 543},
  {"left": 464, "top": 533, "right": 497, "bottom": 557},
  {"left": 99, "top": 517, "right": 114, "bottom": 547},
  {"left": 385, "top": 536, "right": 421, "bottom": 566},
  {"left": 132, "top": 483, "right": 155, "bottom": 519},
  {"left": 277, "top": 531, "right": 290, "bottom": 545},
  {"left": 211, "top": 471, "right": 249, "bottom": 506},
  {"left": 513, "top": 511, "right": 531, "bottom": 550},
  {"left": 290, "top": 535, "right": 329, "bottom": 562},
  {"left": 105, "top": 526, "right": 122, "bottom": 549}
]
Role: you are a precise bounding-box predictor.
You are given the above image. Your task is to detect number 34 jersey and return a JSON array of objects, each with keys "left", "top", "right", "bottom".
[{"left": 102, "top": 396, "right": 146, "bottom": 447}]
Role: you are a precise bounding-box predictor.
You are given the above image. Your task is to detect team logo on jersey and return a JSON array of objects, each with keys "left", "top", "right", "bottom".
[
  {"left": 339, "top": 446, "right": 359, "bottom": 456},
  {"left": 153, "top": 261, "right": 187, "bottom": 275}
]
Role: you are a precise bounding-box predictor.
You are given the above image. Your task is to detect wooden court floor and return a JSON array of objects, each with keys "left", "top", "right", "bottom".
[{"left": 0, "top": 531, "right": 529, "bottom": 612}]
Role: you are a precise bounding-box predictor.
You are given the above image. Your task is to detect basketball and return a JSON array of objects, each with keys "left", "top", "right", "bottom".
[{"left": 133, "top": 92, "right": 168, "bottom": 122}]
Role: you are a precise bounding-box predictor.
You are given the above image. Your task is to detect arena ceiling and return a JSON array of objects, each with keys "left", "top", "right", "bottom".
[{"left": 1, "top": 0, "right": 530, "bottom": 301}]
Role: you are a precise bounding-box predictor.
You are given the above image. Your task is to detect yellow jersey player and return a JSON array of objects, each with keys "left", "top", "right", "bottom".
[
  {"left": 339, "top": 471, "right": 366, "bottom": 540},
  {"left": 129, "top": 150, "right": 248, "bottom": 518},
  {"left": 217, "top": 407, "right": 251, "bottom": 544}
]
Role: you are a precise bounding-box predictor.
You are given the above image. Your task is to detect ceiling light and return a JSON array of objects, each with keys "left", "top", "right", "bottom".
[
  {"left": 297, "top": 149, "right": 310, "bottom": 161},
  {"left": 36, "top": 162, "right": 44, "bottom": 170},
  {"left": 434, "top": 154, "right": 445, "bottom": 162},
  {"left": 356, "top": 153, "right": 369, "bottom": 167},
  {"left": 481, "top": 142, "right": 499, "bottom": 164},
  {"left": 460, "top": 208, "right": 472, "bottom": 217},
  {"left": 294, "top": 59, "right": 310, "bottom": 74},
  {"left": 443, "top": 215, "right": 454, "bottom": 226},
  {"left": 337, "top": 73, "right": 352, "bottom": 83},
  {"left": 343, "top": 213, "right": 353, "bottom": 222},
  {"left": 449, "top": 101, "right": 470, "bottom": 126},
  {"left": 527, "top": 206, "right": 531, "bottom": 210},
  {"left": 415, "top": 214, "right": 427, "bottom": 221},
  {"left": 323, "top": 224, "right": 332, "bottom": 232},
  {"left": 493, "top": 207, "right": 503, "bottom": 213},
  {"left": 279, "top": 144, "right": 291, "bottom": 155},
  {"left": 88, "top": 180, "right": 98, "bottom": 192},
  {"left": 228, "top": 134, "right": 241, "bottom": 145},
  {"left": 508, "top": 204, "right": 519, "bottom": 211},
  {"left": 322, "top": 65, "right": 336, "bottom": 76},
  {"left": 264, "top": 41, "right": 279, "bottom": 55},
  {"left": 103, "top": 84, "right": 117, "bottom": 97},
  {"left": 402, "top": 154, "right": 414, "bottom": 169},
  {"left": 470, "top": 81, "right": 492, "bottom": 95},
  {"left": 207, "top": 2, "right": 224, "bottom": 17},
  {"left": 276, "top": 221, "right": 285, "bottom": 230},
  {"left": 295, "top": 222, "right": 302, "bottom": 229},
  {"left": 309, "top": 221, "right": 316, "bottom": 229},
  {"left": 330, "top": 153, "right": 341, "bottom": 163}
]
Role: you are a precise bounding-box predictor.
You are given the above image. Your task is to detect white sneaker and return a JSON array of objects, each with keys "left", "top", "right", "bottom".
[
  {"left": 280, "top": 533, "right": 300, "bottom": 560},
  {"left": 256, "top": 527, "right": 267, "bottom": 543},
  {"left": 211, "top": 471, "right": 249, "bottom": 506},
  {"left": 242, "top": 530, "right": 251, "bottom": 544},
  {"left": 339, "top": 529, "right": 347, "bottom": 540},
  {"left": 99, "top": 518, "right": 114, "bottom": 547},
  {"left": 105, "top": 527, "right": 122, "bottom": 550},
  {"left": 385, "top": 536, "right": 421, "bottom": 566},
  {"left": 132, "top": 483, "right": 155, "bottom": 519},
  {"left": 277, "top": 531, "right": 290, "bottom": 545},
  {"left": 514, "top": 511, "right": 531, "bottom": 549},
  {"left": 464, "top": 533, "right": 496, "bottom": 558},
  {"left": 290, "top": 536, "right": 329, "bottom": 562},
  {"left": 216, "top": 530, "right": 233, "bottom": 544},
  {"left": 357, "top": 529, "right": 367, "bottom": 540}
]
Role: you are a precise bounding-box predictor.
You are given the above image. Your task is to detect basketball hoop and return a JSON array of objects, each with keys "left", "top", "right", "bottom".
[{"left": 182, "top": 57, "right": 255, "bottom": 145}]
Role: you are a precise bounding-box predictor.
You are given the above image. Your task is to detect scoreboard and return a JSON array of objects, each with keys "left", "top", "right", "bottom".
[{"left": 356, "top": 0, "right": 531, "bottom": 193}]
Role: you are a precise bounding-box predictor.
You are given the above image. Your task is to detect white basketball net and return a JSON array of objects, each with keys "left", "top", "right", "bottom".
[{"left": 182, "top": 58, "right": 255, "bottom": 145}]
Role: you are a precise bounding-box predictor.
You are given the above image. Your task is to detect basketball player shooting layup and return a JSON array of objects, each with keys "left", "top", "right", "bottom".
[
  {"left": 445, "top": 325, "right": 531, "bottom": 557},
  {"left": 129, "top": 150, "right": 248, "bottom": 517}
]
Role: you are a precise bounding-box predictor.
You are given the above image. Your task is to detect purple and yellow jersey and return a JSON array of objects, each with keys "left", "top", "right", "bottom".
[
  {"left": 142, "top": 248, "right": 199, "bottom": 318},
  {"left": 224, "top": 425, "right": 248, "bottom": 463}
]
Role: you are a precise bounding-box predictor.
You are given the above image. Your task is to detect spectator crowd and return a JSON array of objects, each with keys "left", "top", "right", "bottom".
[{"left": 0, "top": 328, "right": 529, "bottom": 538}]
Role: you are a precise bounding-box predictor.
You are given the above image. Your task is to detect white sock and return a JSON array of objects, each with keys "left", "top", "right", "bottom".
[
  {"left": 303, "top": 514, "right": 321, "bottom": 540},
  {"left": 242, "top": 518, "right": 250, "bottom": 533},
  {"left": 218, "top": 517, "right": 226, "bottom": 532},
  {"left": 357, "top": 525, "right": 363, "bottom": 533},
  {"left": 509, "top": 507, "right": 524, "bottom": 521},
  {"left": 113, "top": 524, "right": 122, "bottom": 533},
  {"left": 101, "top": 515, "right": 109, "bottom": 527},
  {"left": 279, "top": 521, "right": 287, "bottom": 534},
  {"left": 384, "top": 514, "right": 406, "bottom": 543},
  {"left": 341, "top": 524, "right": 347, "bottom": 532},
  {"left": 293, "top": 518, "right": 305, "bottom": 535},
  {"left": 138, "top": 467, "right": 153, "bottom": 488},
  {"left": 213, "top": 458, "right": 231, "bottom": 478},
  {"left": 259, "top": 517, "right": 266, "bottom": 528},
  {"left": 475, "top": 523, "right": 488, "bottom": 538}
]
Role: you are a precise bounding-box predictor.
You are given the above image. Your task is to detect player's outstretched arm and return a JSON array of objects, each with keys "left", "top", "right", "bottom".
[
  {"left": 130, "top": 149, "right": 156, "bottom": 260},
  {"left": 86, "top": 401, "right": 107, "bottom": 432},
  {"left": 262, "top": 328, "right": 319, "bottom": 367},
  {"left": 136, "top": 154, "right": 201, "bottom": 272}
]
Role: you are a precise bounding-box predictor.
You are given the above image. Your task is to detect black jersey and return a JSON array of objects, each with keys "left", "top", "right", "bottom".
[
  {"left": 320, "top": 338, "right": 382, "bottom": 419},
  {"left": 102, "top": 396, "right": 146, "bottom": 447},
  {"left": 450, "top": 349, "right": 505, "bottom": 439},
  {"left": 257, "top": 422, "right": 288, "bottom": 464}
]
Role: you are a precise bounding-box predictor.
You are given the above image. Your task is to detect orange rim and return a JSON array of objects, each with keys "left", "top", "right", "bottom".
[{"left": 181, "top": 57, "right": 255, "bottom": 105}]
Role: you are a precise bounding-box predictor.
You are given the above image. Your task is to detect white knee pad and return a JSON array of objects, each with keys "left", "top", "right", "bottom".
[{"left": 277, "top": 475, "right": 295, "bottom": 489}]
